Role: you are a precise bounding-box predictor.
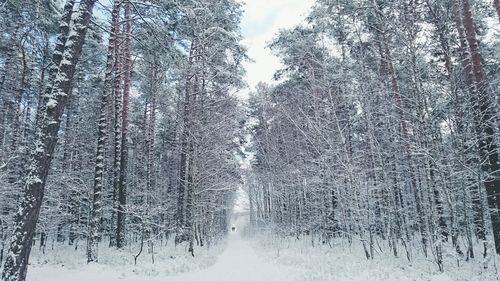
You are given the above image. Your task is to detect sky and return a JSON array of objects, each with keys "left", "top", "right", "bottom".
[
  {"left": 233, "top": 1, "right": 315, "bottom": 213},
  {"left": 238, "top": 0, "right": 315, "bottom": 98}
]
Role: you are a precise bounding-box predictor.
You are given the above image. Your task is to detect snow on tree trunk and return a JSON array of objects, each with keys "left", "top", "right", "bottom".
[
  {"left": 110, "top": 16, "right": 124, "bottom": 248},
  {"left": 459, "top": 0, "right": 500, "bottom": 256},
  {"left": 116, "top": 0, "right": 132, "bottom": 249},
  {"left": 372, "top": 0, "right": 428, "bottom": 259},
  {"left": 176, "top": 38, "right": 196, "bottom": 246},
  {"left": 35, "top": 0, "right": 75, "bottom": 128},
  {"left": 87, "top": 0, "right": 122, "bottom": 262},
  {"left": 1, "top": 0, "right": 97, "bottom": 280}
]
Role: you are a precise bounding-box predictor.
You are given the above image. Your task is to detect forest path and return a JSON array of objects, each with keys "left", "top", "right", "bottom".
[
  {"left": 164, "top": 232, "right": 298, "bottom": 281},
  {"left": 27, "top": 232, "right": 298, "bottom": 281}
]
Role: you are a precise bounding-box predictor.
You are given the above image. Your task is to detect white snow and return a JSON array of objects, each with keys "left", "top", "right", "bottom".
[
  {"left": 46, "top": 98, "right": 58, "bottom": 108},
  {"left": 60, "top": 58, "right": 72, "bottom": 66},
  {"left": 161, "top": 234, "right": 299, "bottom": 281},
  {"left": 251, "top": 231, "right": 499, "bottom": 281},
  {"left": 21, "top": 230, "right": 500, "bottom": 281},
  {"left": 25, "top": 232, "right": 298, "bottom": 281},
  {"left": 21, "top": 215, "right": 499, "bottom": 281},
  {"left": 26, "top": 238, "right": 223, "bottom": 281}
]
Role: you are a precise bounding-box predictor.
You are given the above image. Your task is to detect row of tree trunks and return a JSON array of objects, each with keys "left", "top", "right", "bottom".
[
  {"left": 454, "top": 0, "right": 500, "bottom": 255},
  {"left": 372, "top": 0, "right": 429, "bottom": 259},
  {"left": 1, "top": 0, "right": 98, "bottom": 280},
  {"left": 426, "top": 0, "right": 483, "bottom": 261}
]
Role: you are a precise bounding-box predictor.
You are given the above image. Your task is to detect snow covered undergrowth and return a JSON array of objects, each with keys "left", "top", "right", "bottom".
[
  {"left": 21, "top": 233, "right": 299, "bottom": 281},
  {"left": 11, "top": 232, "right": 500, "bottom": 281},
  {"left": 23, "top": 238, "right": 225, "bottom": 281},
  {"left": 251, "top": 233, "right": 500, "bottom": 281}
]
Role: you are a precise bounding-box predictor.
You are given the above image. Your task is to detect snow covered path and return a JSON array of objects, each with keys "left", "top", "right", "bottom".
[
  {"left": 25, "top": 232, "right": 498, "bottom": 281},
  {"left": 27, "top": 233, "right": 299, "bottom": 281},
  {"left": 163, "top": 234, "right": 298, "bottom": 281}
]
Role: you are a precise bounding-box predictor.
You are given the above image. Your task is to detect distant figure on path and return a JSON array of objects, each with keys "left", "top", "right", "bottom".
[{"left": 231, "top": 225, "right": 236, "bottom": 232}]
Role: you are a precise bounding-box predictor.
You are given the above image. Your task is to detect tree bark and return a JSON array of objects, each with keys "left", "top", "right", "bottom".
[
  {"left": 36, "top": 0, "right": 75, "bottom": 127},
  {"left": 87, "top": 0, "right": 121, "bottom": 262},
  {"left": 110, "top": 14, "right": 124, "bottom": 248},
  {"left": 1, "top": 1, "right": 97, "bottom": 280},
  {"left": 457, "top": 0, "right": 500, "bottom": 255},
  {"left": 176, "top": 38, "right": 196, "bottom": 245},
  {"left": 116, "top": 0, "right": 132, "bottom": 249},
  {"left": 372, "top": 0, "right": 428, "bottom": 256}
]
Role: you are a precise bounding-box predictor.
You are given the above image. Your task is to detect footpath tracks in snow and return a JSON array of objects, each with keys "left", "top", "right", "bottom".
[
  {"left": 27, "top": 233, "right": 299, "bottom": 281},
  {"left": 164, "top": 233, "right": 299, "bottom": 281}
]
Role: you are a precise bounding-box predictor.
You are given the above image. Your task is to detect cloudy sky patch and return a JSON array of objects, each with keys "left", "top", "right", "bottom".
[{"left": 239, "top": 0, "right": 315, "bottom": 97}]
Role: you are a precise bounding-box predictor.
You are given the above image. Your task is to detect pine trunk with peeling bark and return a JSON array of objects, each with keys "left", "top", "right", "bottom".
[{"left": 1, "top": 0, "right": 97, "bottom": 280}]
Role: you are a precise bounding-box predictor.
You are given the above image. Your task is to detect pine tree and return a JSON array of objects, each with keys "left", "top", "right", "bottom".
[
  {"left": 1, "top": 0, "right": 98, "bottom": 280},
  {"left": 87, "top": 0, "right": 122, "bottom": 262}
]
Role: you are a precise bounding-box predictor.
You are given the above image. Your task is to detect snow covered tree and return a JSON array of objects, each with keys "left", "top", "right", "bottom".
[
  {"left": 1, "top": 0, "right": 98, "bottom": 280},
  {"left": 247, "top": 0, "right": 500, "bottom": 272}
]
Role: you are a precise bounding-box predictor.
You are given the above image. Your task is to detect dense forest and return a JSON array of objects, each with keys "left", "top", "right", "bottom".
[
  {"left": 0, "top": 0, "right": 245, "bottom": 280},
  {"left": 248, "top": 0, "right": 500, "bottom": 273},
  {"left": 0, "top": 0, "right": 499, "bottom": 281}
]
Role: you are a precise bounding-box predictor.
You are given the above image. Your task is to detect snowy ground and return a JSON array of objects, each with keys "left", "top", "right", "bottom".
[
  {"left": 252, "top": 232, "right": 500, "bottom": 281},
  {"left": 159, "top": 233, "right": 298, "bottom": 281},
  {"left": 18, "top": 230, "right": 500, "bottom": 281},
  {"left": 26, "top": 237, "right": 225, "bottom": 281},
  {"left": 25, "top": 232, "right": 298, "bottom": 281}
]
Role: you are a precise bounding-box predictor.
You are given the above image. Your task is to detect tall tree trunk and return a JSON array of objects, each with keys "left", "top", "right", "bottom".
[
  {"left": 176, "top": 38, "right": 196, "bottom": 245},
  {"left": 456, "top": 0, "right": 500, "bottom": 255},
  {"left": 1, "top": 1, "right": 97, "bottom": 280},
  {"left": 87, "top": 0, "right": 121, "bottom": 262},
  {"left": 6, "top": 46, "right": 28, "bottom": 184},
  {"left": 372, "top": 0, "right": 428, "bottom": 256},
  {"left": 35, "top": 0, "right": 75, "bottom": 127},
  {"left": 111, "top": 17, "right": 124, "bottom": 248},
  {"left": 116, "top": 0, "right": 132, "bottom": 249},
  {"left": 146, "top": 70, "right": 157, "bottom": 254},
  {"left": 61, "top": 90, "right": 73, "bottom": 171}
]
